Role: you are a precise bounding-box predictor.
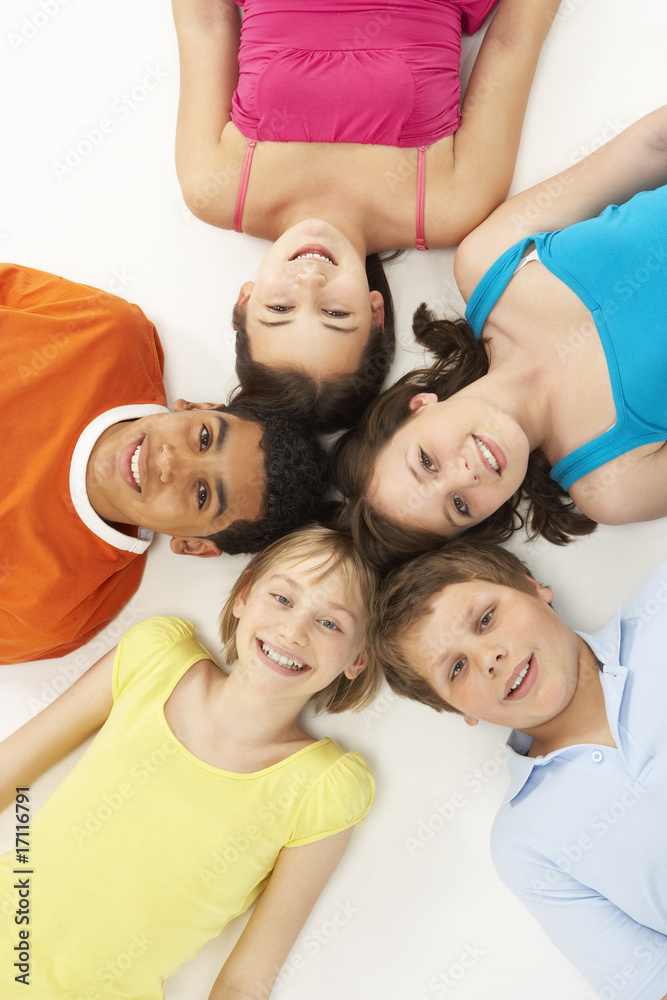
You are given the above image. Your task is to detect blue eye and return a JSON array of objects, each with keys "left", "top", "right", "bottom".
[
  {"left": 274, "top": 594, "right": 290, "bottom": 606},
  {"left": 320, "top": 619, "right": 339, "bottom": 631},
  {"left": 419, "top": 448, "right": 435, "bottom": 472},
  {"left": 451, "top": 659, "right": 465, "bottom": 679},
  {"left": 197, "top": 483, "right": 208, "bottom": 509},
  {"left": 480, "top": 611, "right": 493, "bottom": 628},
  {"left": 200, "top": 425, "right": 211, "bottom": 450}
]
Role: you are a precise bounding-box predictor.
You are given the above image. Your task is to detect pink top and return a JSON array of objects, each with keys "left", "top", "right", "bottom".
[{"left": 231, "top": 0, "right": 499, "bottom": 246}]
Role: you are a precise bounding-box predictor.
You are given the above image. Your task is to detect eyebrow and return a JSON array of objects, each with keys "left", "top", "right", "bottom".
[
  {"left": 211, "top": 415, "right": 228, "bottom": 518},
  {"left": 270, "top": 574, "right": 358, "bottom": 622},
  {"left": 257, "top": 317, "right": 359, "bottom": 334}
]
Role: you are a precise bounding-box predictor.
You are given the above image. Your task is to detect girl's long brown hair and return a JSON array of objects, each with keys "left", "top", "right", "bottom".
[{"left": 333, "top": 303, "right": 596, "bottom": 572}]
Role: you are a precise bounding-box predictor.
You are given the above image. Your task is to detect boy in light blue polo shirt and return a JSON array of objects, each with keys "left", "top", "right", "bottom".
[{"left": 374, "top": 541, "right": 667, "bottom": 1000}]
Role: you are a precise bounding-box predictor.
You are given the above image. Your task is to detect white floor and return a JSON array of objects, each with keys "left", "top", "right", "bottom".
[{"left": 1, "top": 1, "right": 666, "bottom": 997}]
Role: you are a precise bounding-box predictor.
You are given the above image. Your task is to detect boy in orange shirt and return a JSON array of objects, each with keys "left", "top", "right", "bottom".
[{"left": 1, "top": 264, "right": 326, "bottom": 663}]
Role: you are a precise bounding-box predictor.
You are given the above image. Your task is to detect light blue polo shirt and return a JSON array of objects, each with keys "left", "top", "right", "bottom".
[{"left": 491, "top": 563, "right": 667, "bottom": 1000}]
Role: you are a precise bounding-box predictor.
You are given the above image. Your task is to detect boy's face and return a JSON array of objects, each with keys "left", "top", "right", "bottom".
[
  {"left": 400, "top": 578, "right": 586, "bottom": 734},
  {"left": 86, "top": 400, "right": 266, "bottom": 555}
]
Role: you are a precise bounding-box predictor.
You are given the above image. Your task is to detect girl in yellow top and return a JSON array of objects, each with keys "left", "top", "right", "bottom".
[{"left": 0, "top": 527, "right": 378, "bottom": 1000}]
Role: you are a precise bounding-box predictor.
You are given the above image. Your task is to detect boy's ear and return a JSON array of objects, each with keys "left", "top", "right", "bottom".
[
  {"left": 170, "top": 537, "right": 222, "bottom": 558},
  {"left": 173, "top": 398, "right": 220, "bottom": 412},
  {"left": 463, "top": 715, "right": 479, "bottom": 727},
  {"left": 526, "top": 575, "right": 554, "bottom": 605},
  {"left": 344, "top": 649, "right": 368, "bottom": 680}
]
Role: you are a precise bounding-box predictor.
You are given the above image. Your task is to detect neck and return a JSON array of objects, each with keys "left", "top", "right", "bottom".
[
  {"left": 464, "top": 361, "right": 553, "bottom": 454},
  {"left": 211, "top": 663, "right": 313, "bottom": 747},
  {"left": 524, "top": 637, "right": 615, "bottom": 757}
]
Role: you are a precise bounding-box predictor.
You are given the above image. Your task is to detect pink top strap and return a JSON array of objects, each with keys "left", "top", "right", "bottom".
[
  {"left": 233, "top": 138, "right": 257, "bottom": 234},
  {"left": 415, "top": 144, "right": 429, "bottom": 251}
]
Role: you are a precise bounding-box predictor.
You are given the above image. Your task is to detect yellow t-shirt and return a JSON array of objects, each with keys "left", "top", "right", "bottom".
[{"left": 0, "top": 617, "right": 374, "bottom": 999}]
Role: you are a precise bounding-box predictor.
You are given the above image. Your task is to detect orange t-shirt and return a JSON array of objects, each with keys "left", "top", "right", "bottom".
[{"left": 0, "top": 264, "right": 167, "bottom": 663}]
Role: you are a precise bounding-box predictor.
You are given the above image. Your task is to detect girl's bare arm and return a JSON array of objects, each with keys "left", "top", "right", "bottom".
[
  {"left": 455, "top": 104, "right": 667, "bottom": 297},
  {"left": 435, "top": 0, "right": 563, "bottom": 244},
  {"left": 172, "top": 0, "right": 242, "bottom": 227},
  {"left": 0, "top": 647, "right": 116, "bottom": 813},
  {"left": 208, "top": 828, "right": 355, "bottom": 1000}
]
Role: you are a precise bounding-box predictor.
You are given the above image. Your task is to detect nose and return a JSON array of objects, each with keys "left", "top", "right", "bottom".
[
  {"left": 277, "top": 612, "right": 309, "bottom": 648},
  {"left": 477, "top": 640, "right": 505, "bottom": 677},
  {"left": 157, "top": 443, "right": 189, "bottom": 483},
  {"left": 293, "top": 265, "right": 327, "bottom": 290},
  {"left": 441, "top": 453, "right": 480, "bottom": 491}
]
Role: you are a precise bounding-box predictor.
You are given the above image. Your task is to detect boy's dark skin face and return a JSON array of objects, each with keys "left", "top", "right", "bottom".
[
  {"left": 85, "top": 400, "right": 266, "bottom": 557},
  {"left": 400, "top": 578, "right": 616, "bottom": 757}
]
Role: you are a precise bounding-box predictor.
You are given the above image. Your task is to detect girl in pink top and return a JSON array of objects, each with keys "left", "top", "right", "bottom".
[{"left": 173, "top": 0, "right": 560, "bottom": 431}]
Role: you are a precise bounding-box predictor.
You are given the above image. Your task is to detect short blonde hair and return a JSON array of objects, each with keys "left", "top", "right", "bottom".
[{"left": 219, "top": 526, "right": 381, "bottom": 713}]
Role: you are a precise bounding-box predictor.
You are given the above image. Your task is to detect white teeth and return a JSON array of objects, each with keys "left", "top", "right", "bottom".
[
  {"left": 261, "top": 642, "right": 306, "bottom": 671},
  {"left": 509, "top": 661, "right": 530, "bottom": 693},
  {"left": 474, "top": 436, "right": 500, "bottom": 472},
  {"left": 294, "top": 252, "right": 333, "bottom": 263},
  {"left": 131, "top": 444, "right": 142, "bottom": 490}
]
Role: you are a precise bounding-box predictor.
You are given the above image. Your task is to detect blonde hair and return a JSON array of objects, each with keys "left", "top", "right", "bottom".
[{"left": 219, "top": 526, "right": 381, "bottom": 713}]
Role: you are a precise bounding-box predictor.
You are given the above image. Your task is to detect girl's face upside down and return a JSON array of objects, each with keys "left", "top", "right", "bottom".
[{"left": 236, "top": 219, "right": 384, "bottom": 381}]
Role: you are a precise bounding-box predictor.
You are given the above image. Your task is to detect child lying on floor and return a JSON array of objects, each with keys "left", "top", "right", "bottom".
[
  {"left": 0, "top": 527, "right": 378, "bottom": 999},
  {"left": 373, "top": 540, "right": 667, "bottom": 1000}
]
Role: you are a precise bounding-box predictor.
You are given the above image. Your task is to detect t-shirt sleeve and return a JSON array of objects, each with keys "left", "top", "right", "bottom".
[
  {"left": 112, "top": 616, "right": 200, "bottom": 702},
  {"left": 285, "top": 752, "right": 375, "bottom": 848},
  {"left": 493, "top": 850, "right": 667, "bottom": 1000}
]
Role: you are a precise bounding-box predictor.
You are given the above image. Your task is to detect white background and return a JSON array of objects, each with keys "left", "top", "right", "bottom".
[{"left": 1, "top": 1, "right": 666, "bottom": 997}]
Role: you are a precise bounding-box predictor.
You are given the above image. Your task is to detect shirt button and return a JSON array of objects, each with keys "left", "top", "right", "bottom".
[{"left": 592, "top": 750, "right": 604, "bottom": 763}]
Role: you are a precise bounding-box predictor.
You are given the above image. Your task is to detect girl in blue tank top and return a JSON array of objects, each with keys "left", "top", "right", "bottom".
[{"left": 333, "top": 106, "right": 667, "bottom": 571}]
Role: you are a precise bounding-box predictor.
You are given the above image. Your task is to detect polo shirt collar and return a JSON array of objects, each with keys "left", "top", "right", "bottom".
[
  {"left": 70, "top": 403, "right": 168, "bottom": 553},
  {"left": 503, "top": 612, "right": 629, "bottom": 803}
]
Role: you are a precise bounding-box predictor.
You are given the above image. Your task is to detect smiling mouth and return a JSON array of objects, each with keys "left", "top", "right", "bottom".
[
  {"left": 260, "top": 640, "right": 310, "bottom": 672},
  {"left": 130, "top": 444, "right": 143, "bottom": 492},
  {"left": 504, "top": 655, "right": 535, "bottom": 700},
  {"left": 473, "top": 435, "right": 501, "bottom": 475},
  {"left": 290, "top": 245, "right": 337, "bottom": 266}
]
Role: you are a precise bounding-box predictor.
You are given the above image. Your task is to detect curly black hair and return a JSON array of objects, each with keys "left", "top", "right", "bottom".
[{"left": 203, "top": 399, "right": 330, "bottom": 555}]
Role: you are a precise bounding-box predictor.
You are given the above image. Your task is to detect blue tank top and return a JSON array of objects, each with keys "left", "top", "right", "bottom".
[{"left": 465, "top": 186, "right": 667, "bottom": 490}]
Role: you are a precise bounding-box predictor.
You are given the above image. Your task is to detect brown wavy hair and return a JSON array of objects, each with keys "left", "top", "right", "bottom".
[
  {"left": 332, "top": 303, "right": 596, "bottom": 572},
  {"left": 230, "top": 252, "right": 399, "bottom": 433}
]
